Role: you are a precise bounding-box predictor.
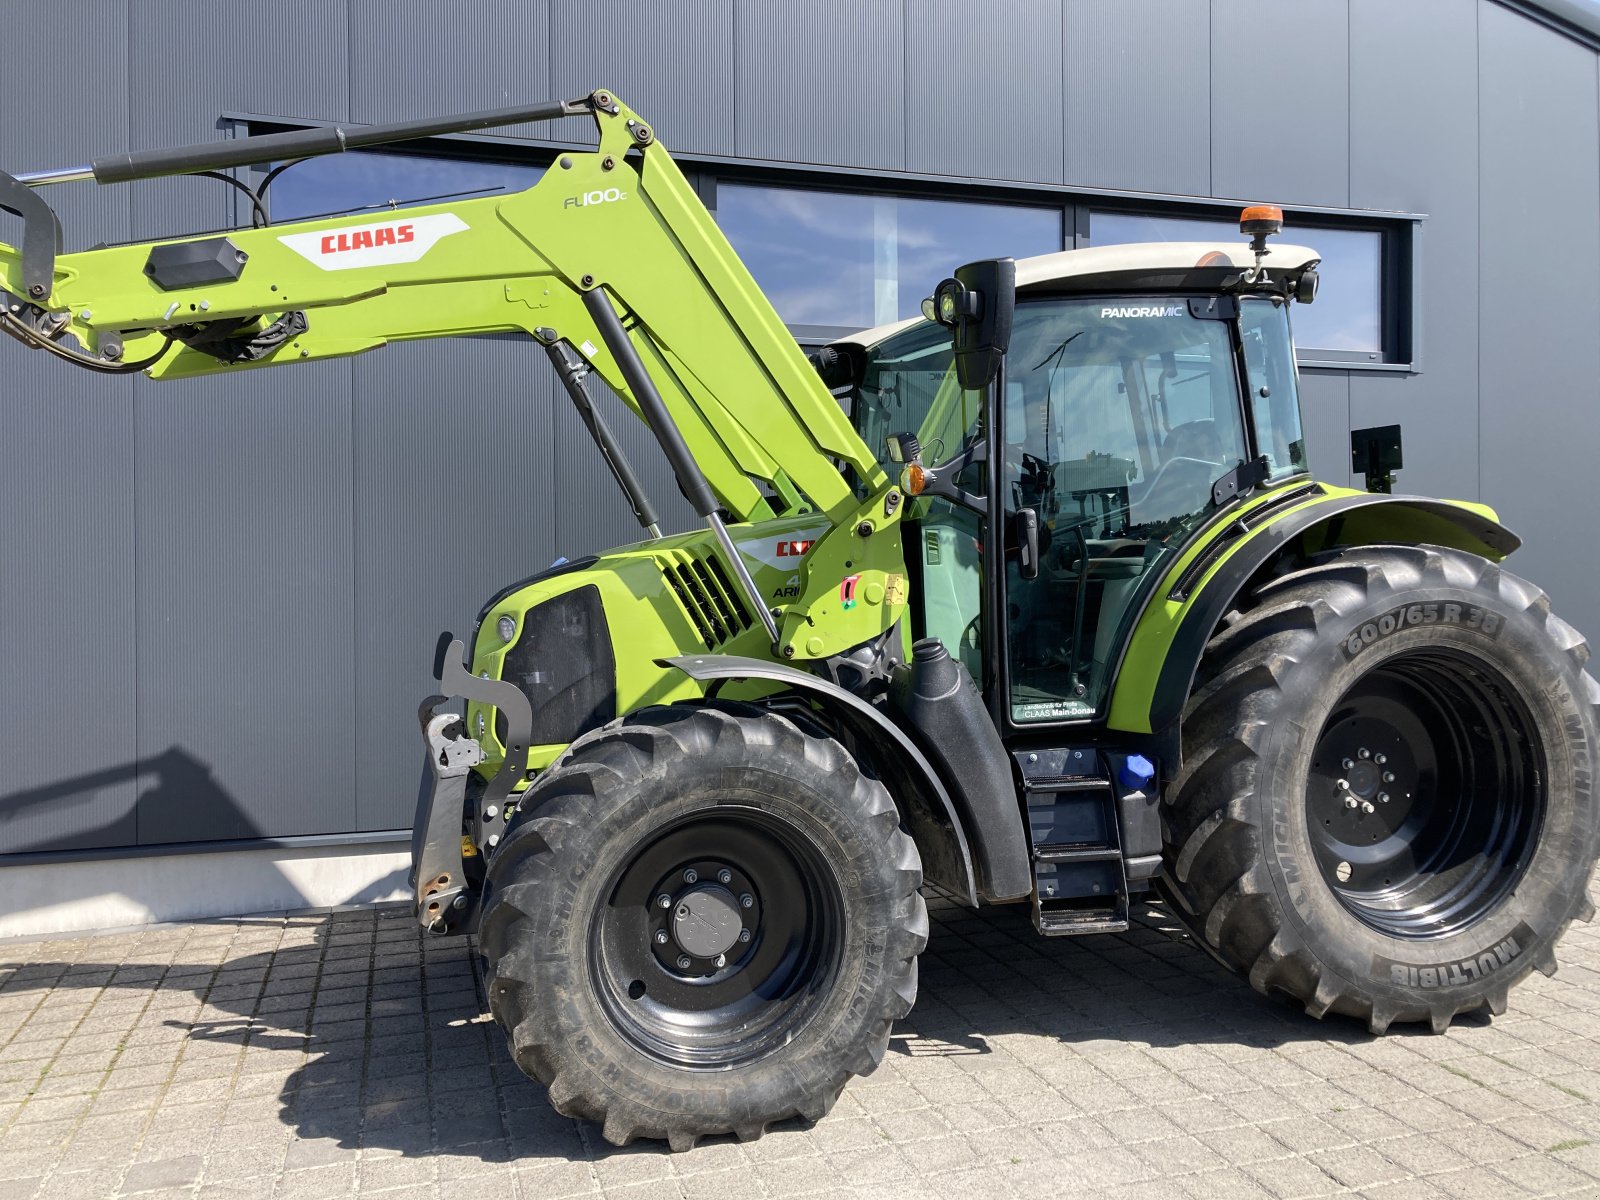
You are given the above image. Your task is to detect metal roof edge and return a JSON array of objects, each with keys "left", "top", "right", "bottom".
[{"left": 1497, "top": 0, "right": 1600, "bottom": 52}]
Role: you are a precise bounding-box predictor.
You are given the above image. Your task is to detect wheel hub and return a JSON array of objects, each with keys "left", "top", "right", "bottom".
[
  {"left": 646, "top": 860, "right": 761, "bottom": 977},
  {"left": 672, "top": 885, "right": 743, "bottom": 958},
  {"left": 1346, "top": 758, "right": 1382, "bottom": 798}
]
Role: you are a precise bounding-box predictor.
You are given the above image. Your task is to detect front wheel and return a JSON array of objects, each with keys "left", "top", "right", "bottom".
[
  {"left": 478, "top": 703, "right": 926, "bottom": 1149},
  {"left": 1162, "top": 544, "right": 1600, "bottom": 1033}
]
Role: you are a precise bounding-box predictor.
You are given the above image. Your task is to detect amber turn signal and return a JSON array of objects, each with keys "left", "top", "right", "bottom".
[{"left": 900, "top": 462, "right": 928, "bottom": 496}]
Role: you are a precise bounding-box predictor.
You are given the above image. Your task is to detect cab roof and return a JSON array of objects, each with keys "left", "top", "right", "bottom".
[{"left": 836, "top": 240, "right": 1320, "bottom": 351}]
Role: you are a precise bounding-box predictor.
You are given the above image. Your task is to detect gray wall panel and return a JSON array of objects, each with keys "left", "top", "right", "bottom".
[
  {"left": 550, "top": 0, "right": 736, "bottom": 156},
  {"left": 908, "top": 0, "right": 1063, "bottom": 183},
  {"left": 127, "top": 0, "right": 348, "bottom": 243},
  {"left": 1297, "top": 370, "right": 1353, "bottom": 489},
  {"left": 551, "top": 377, "right": 696, "bottom": 555},
  {"left": 1478, "top": 1, "right": 1600, "bottom": 639},
  {"left": 351, "top": 340, "right": 559, "bottom": 832},
  {"left": 0, "top": 366, "right": 140, "bottom": 854},
  {"left": 0, "top": 7, "right": 129, "bottom": 251},
  {"left": 133, "top": 366, "right": 356, "bottom": 844},
  {"left": 1063, "top": 0, "right": 1210, "bottom": 195},
  {"left": 733, "top": 0, "right": 905, "bottom": 170},
  {"left": 1348, "top": 0, "right": 1481, "bottom": 505},
  {"left": 0, "top": 8, "right": 137, "bottom": 855},
  {"left": 349, "top": 0, "right": 552, "bottom": 136},
  {"left": 1211, "top": 0, "right": 1350, "bottom": 206}
]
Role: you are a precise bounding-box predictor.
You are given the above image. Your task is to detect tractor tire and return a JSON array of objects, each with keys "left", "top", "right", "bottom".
[
  {"left": 477, "top": 702, "right": 926, "bottom": 1150},
  {"left": 1160, "top": 543, "right": 1600, "bottom": 1034}
]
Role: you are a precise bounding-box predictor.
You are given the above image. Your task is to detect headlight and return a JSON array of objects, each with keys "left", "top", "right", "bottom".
[{"left": 496, "top": 614, "right": 517, "bottom": 643}]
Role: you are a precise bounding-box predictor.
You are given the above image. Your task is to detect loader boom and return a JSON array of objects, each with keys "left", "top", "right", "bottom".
[{"left": 0, "top": 92, "right": 882, "bottom": 530}]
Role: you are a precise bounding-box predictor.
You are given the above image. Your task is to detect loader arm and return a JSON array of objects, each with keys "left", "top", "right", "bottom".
[{"left": 0, "top": 92, "right": 883, "bottom": 530}]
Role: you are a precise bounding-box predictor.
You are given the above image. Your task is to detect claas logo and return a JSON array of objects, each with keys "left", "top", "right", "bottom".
[
  {"left": 319, "top": 223, "right": 414, "bottom": 254},
  {"left": 776, "top": 539, "right": 815, "bottom": 558}
]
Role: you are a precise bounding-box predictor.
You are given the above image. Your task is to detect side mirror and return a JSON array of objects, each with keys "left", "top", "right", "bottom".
[{"left": 930, "top": 258, "right": 1015, "bottom": 391}]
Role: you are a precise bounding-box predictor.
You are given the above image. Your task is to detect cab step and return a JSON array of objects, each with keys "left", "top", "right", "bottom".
[
  {"left": 1036, "top": 897, "right": 1130, "bottom": 936},
  {"left": 1016, "top": 747, "right": 1133, "bottom": 937}
]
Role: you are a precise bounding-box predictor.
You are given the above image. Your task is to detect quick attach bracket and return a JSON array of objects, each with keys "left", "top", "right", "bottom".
[{"left": 412, "top": 633, "right": 535, "bottom": 933}]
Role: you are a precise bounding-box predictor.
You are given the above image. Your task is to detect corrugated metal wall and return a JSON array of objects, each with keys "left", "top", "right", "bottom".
[{"left": 2, "top": 0, "right": 1597, "bottom": 857}]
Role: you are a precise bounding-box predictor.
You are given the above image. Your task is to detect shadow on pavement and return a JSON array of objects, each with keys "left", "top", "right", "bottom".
[{"left": 1, "top": 893, "right": 1443, "bottom": 1164}]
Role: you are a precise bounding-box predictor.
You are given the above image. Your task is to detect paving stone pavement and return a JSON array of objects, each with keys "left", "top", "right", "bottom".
[{"left": 5, "top": 880, "right": 1600, "bottom": 1200}]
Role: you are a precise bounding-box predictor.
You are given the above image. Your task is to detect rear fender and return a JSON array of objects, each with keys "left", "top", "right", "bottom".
[
  {"left": 662, "top": 654, "right": 982, "bottom": 906},
  {"left": 1108, "top": 490, "right": 1521, "bottom": 737}
]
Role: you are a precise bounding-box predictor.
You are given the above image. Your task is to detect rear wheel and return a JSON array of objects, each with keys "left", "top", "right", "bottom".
[
  {"left": 1161, "top": 544, "right": 1600, "bottom": 1033},
  {"left": 478, "top": 703, "right": 925, "bottom": 1149}
]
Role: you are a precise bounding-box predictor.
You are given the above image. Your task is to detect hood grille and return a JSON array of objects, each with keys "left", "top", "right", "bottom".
[{"left": 660, "top": 551, "right": 754, "bottom": 648}]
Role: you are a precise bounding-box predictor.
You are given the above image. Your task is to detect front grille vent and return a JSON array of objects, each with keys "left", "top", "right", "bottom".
[
  {"left": 493, "top": 584, "right": 616, "bottom": 748},
  {"left": 660, "top": 550, "right": 754, "bottom": 648}
]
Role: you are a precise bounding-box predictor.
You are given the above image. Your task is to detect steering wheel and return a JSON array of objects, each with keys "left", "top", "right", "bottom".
[{"left": 1130, "top": 455, "right": 1220, "bottom": 522}]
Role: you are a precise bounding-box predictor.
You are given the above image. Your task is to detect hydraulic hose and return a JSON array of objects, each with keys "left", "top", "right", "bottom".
[{"left": 0, "top": 310, "right": 173, "bottom": 374}]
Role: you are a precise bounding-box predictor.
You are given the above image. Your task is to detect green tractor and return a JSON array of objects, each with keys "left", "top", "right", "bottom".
[{"left": 3, "top": 93, "right": 1596, "bottom": 1150}]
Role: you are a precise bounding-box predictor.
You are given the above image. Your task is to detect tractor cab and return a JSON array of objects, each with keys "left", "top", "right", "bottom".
[{"left": 837, "top": 225, "right": 1322, "bottom": 727}]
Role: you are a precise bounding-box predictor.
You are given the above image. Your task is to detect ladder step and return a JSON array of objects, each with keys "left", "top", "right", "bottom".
[
  {"left": 1036, "top": 904, "right": 1129, "bottom": 936},
  {"left": 1023, "top": 777, "right": 1113, "bottom": 795},
  {"left": 1034, "top": 846, "right": 1122, "bottom": 864}
]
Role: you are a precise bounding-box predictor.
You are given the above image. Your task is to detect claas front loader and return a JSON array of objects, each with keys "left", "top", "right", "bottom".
[{"left": 3, "top": 92, "right": 1597, "bottom": 1150}]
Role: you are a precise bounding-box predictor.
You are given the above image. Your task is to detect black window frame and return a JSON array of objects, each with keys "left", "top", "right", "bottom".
[
  {"left": 1081, "top": 203, "right": 1418, "bottom": 370},
  {"left": 232, "top": 113, "right": 1422, "bottom": 373}
]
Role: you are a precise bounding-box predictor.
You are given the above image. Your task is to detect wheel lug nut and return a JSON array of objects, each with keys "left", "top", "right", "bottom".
[
  {"left": 1378, "top": 792, "right": 1389, "bottom": 804},
  {"left": 1335, "top": 779, "right": 1349, "bottom": 792},
  {"left": 1344, "top": 796, "right": 1359, "bottom": 809},
  {"left": 738, "top": 929, "right": 751, "bottom": 943},
  {"left": 714, "top": 954, "right": 726, "bottom": 968},
  {"left": 676, "top": 956, "right": 691, "bottom": 970},
  {"left": 740, "top": 893, "right": 754, "bottom": 909},
  {"left": 1383, "top": 771, "right": 1395, "bottom": 783},
  {"left": 654, "top": 930, "right": 668, "bottom": 945},
  {"left": 1374, "top": 753, "right": 1387, "bottom": 765},
  {"left": 1361, "top": 801, "right": 1375, "bottom": 814},
  {"left": 1358, "top": 748, "right": 1371, "bottom": 759},
  {"left": 656, "top": 894, "right": 672, "bottom": 909},
  {"left": 718, "top": 869, "right": 732, "bottom": 885},
  {"left": 684, "top": 869, "right": 698, "bottom": 884},
  {"left": 1341, "top": 758, "right": 1354, "bottom": 771}
]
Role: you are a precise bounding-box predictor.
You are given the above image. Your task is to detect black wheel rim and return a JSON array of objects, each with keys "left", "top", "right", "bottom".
[
  {"left": 1306, "top": 647, "right": 1545, "bottom": 940},
  {"left": 590, "top": 807, "right": 845, "bottom": 1069}
]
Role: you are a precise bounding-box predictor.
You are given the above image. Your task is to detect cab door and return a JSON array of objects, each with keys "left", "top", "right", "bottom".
[{"left": 997, "top": 297, "right": 1250, "bottom": 724}]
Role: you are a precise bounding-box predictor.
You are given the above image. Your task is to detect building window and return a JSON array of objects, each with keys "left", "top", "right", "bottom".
[
  {"left": 241, "top": 122, "right": 1412, "bottom": 368},
  {"left": 1088, "top": 211, "right": 1393, "bottom": 363},
  {"left": 716, "top": 183, "right": 1062, "bottom": 338},
  {"left": 264, "top": 149, "right": 542, "bottom": 224}
]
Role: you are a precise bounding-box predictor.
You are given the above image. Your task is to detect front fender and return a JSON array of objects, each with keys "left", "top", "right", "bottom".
[
  {"left": 1107, "top": 488, "right": 1521, "bottom": 736},
  {"left": 661, "top": 654, "right": 983, "bottom": 906}
]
